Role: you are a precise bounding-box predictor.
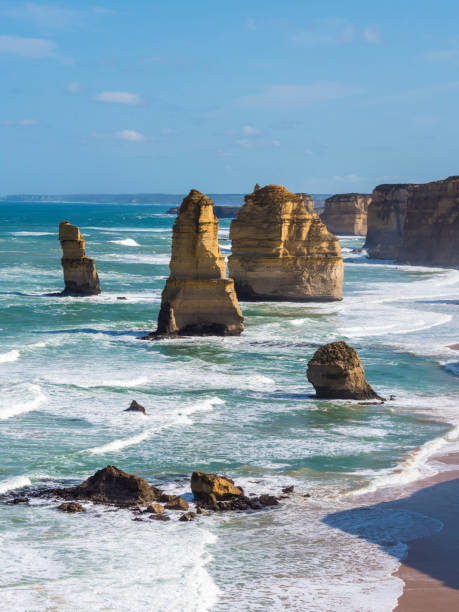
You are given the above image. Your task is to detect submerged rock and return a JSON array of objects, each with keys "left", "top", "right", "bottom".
[
  {"left": 307, "top": 341, "right": 382, "bottom": 400},
  {"left": 55, "top": 465, "right": 161, "bottom": 507},
  {"left": 397, "top": 176, "right": 459, "bottom": 267},
  {"left": 57, "top": 502, "right": 85, "bottom": 513},
  {"left": 321, "top": 193, "right": 372, "bottom": 236},
  {"left": 179, "top": 511, "right": 196, "bottom": 522},
  {"left": 165, "top": 496, "right": 189, "bottom": 511},
  {"left": 58, "top": 221, "right": 101, "bottom": 296},
  {"left": 144, "top": 503, "right": 165, "bottom": 514},
  {"left": 364, "top": 184, "right": 418, "bottom": 259},
  {"left": 124, "top": 400, "right": 146, "bottom": 415},
  {"left": 143, "top": 189, "right": 244, "bottom": 338},
  {"left": 228, "top": 184, "right": 343, "bottom": 301}
]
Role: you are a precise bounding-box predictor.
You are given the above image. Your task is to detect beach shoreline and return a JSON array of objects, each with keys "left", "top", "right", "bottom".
[{"left": 392, "top": 451, "right": 459, "bottom": 611}]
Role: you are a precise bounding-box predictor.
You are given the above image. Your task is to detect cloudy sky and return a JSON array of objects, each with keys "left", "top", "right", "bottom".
[{"left": 1, "top": 0, "right": 459, "bottom": 194}]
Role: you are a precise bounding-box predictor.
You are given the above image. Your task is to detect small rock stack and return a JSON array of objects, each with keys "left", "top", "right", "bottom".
[{"left": 58, "top": 221, "right": 100, "bottom": 296}]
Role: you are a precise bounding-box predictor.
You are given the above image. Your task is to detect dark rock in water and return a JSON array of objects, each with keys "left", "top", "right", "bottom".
[
  {"left": 165, "top": 496, "right": 189, "bottom": 511},
  {"left": 179, "top": 511, "right": 196, "bottom": 522},
  {"left": 389, "top": 394, "right": 396, "bottom": 401},
  {"left": 259, "top": 494, "right": 279, "bottom": 507},
  {"left": 307, "top": 341, "right": 383, "bottom": 400},
  {"left": 117, "top": 296, "right": 127, "bottom": 300},
  {"left": 57, "top": 502, "right": 85, "bottom": 513},
  {"left": 53, "top": 465, "right": 161, "bottom": 507},
  {"left": 149, "top": 514, "right": 170, "bottom": 522},
  {"left": 358, "top": 401, "right": 385, "bottom": 406},
  {"left": 124, "top": 400, "right": 146, "bottom": 415},
  {"left": 196, "top": 506, "right": 207, "bottom": 515},
  {"left": 282, "top": 485, "right": 294, "bottom": 494},
  {"left": 11, "top": 497, "right": 29, "bottom": 504},
  {"left": 132, "top": 517, "right": 145, "bottom": 522},
  {"left": 159, "top": 493, "right": 179, "bottom": 503},
  {"left": 191, "top": 471, "right": 243, "bottom": 506},
  {"left": 144, "top": 503, "right": 164, "bottom": 514}
]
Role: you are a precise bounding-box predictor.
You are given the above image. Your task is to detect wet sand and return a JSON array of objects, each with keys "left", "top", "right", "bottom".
[{"left": 394, "top": 452, "right": 459, "bottom": 611}]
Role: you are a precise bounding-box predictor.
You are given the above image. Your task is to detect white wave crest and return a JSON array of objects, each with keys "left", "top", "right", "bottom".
[
  {"left": 109, "top": 238, "right": 140, "bottom": 247},
  {"left": 0, "top": 349, "right": 20, "bottom": 363},
  {"left": 352, "top": 423, "right": 459, "bottom": 495},
  {"left": 9, "top": 231, "right": 55, "bottom": 236},
  {"left": 0, "top": 384, "right": 46, "bottom": 420},
  {"left": 0, "top": 475, "right": 31, "bottom": 493}
]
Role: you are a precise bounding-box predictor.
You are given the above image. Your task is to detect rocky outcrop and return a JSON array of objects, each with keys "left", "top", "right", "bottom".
[
  {"left": 191, "top": 471, "right": 243, "bottom": 505},
  {"left": 307, "top": 341, "right": 382, "bottom": 400},
  {"left": 228, "top": 184, "right": 343, "bottom": 301},
  {"left": 124, "top": 400, "right": 146, "bottom": 414},
  {"left": 56, "top": 465, "right": 161, "bottom": 506},
  {"left": 144, "top": 189, "right": 244, "bottom": 338},
  {"left": 397, "top": 176, "right": 459, "bottom": 267},
  {"left": 58, "top": 221, "right": 100, "bottom": 295},
  {"left": 364, "top": 185, "right": 418, "bottom": 259},
  {"left": 57, "top": 502, "right": 85, "bottom": 513},
  {"left": 321, "top": 193, "right": 371, "bottom": 236}
]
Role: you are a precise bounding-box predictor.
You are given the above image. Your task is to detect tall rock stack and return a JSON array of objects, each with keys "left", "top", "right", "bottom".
[
  {"left": 320, "top": 193, "right": 372, "bottom": 236},
  {"left": 398, "top": 176, "right": 459, "bottom": 267},
  {"left": 58, "top": 221, "right": 100, "bottom": 296},
  {"left": 228, "top": 184, "right": 343, "bottom": 301},
  {"left": 297, "top": 193, "right": 315, "bottom": 214},
  {"left": 364, "top": 184, "right": 418, "bottom": 259},
  {"left": 144, "top": 189, "right": 244, "bottom": 338}
]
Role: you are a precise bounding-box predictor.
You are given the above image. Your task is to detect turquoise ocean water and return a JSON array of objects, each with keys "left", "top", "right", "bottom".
[{"left": 0, "top": 201, "right": 458, "bottom": 611}]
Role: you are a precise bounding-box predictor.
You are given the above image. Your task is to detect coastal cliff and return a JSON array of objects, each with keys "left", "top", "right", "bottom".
[
  {"left": 397, "top": 176, "right": 459, "bottom": 267},
  {"left": 144, "top": 189, "right": 243, "bottom": 338},
  {"left": 228, "top": 184, "right": 343, "bottom": 301},
  {"left": 58, "top": 221, "right": 100, "bottom": 296},
  {"left": 364, "top": 184, "right": 417, "bottom": 259},
  {"left": 321, "top": 193, "right": 371, "bottom": 236}
]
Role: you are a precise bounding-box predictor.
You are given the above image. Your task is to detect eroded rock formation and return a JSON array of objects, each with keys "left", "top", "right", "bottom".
[
  {"left": 59, "top": 221, "right": 100, "bottom": 295},
  {"left": 364, "top": 184, "right": 418, "bottom": 259},
  {"left": 397, "top": 176, "right": 459, "bottom": 267},
  {"left": 307, "top": 341, "right": 382, "bottom": 400},
  {"left": 297, "top": 193, "right": 315, "bottom": 214},
  {"left": 144, "top": 189, "right": 243, "bottom": 338},
  {"left": 228, "top": 184, "right": 343, "bottom": 301},
  {"left": 191, "top": 471, "right": 243, "bottom": 505},
  {"left": 321, "top": 193, "right": 371, "bottom": 236}
]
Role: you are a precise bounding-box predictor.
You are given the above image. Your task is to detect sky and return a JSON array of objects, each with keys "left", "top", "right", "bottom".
[{"left": 1, "top": 0, "right": 459, "bottom": 195}]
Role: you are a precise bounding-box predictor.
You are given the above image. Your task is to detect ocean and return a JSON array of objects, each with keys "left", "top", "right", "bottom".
[{"left": 0, "top": 201, "right": 458, "bottom": 611}]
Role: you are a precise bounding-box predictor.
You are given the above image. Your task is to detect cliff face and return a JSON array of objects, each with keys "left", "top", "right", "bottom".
[
  {"left": 320, "top": 193, "right": 371, "bottom": 236},
  {"left": 296, "top": 193, "right": 315, "bottom": 214},
  {"left": 397, "top": 176, "right": 459, "bottom": 267},
  {"left": 364, "top": 184, "right": 418, "bottom": 259},
  {"left": 59, "top": 221, "right": 100, "bottom": 296},
  {"left": 228, "top": 184, "right": 343, "bottom": 301},
  {"left": 146, "top": 189, "right": 244, "bottom": 338}
]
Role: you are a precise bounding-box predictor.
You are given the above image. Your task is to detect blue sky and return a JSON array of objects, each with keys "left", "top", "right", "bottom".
[{"left": 1, "top": 0, "right": 459, "bottom": 194}]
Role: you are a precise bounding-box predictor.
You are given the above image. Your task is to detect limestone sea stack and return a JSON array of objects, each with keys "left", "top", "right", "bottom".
[
  {"left": 58, "top": 221, "right": 100, "bottom": 295},
  {"left": 228, "top": 184, "right": 343, "bottom": 301},
  {"left": 321, "top": 193, "right": 372, "bottom": 236},
  {"left": 307, "top": 341, "right": 382, "bottom": 400},
  {"left": 297, "top": 193, "right": 315, "bottom": 214},
  {"left": 397, "top": 176, "right": 459, "bottom": 267},
  {"left": 144, "top": 189, "right": 244, "bottom": 338},
  {"left": 364, "top": 184, "right": 418, "bottom": 259}
]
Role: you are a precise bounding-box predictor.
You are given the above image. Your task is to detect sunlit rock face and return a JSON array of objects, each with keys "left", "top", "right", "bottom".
[
  {"left": 228, "top": 184, "right": 343, "bottom": 301},
  {"left": 397, "top": 176, "right": 459, "bottom": 268},
  {"left": 364, "top": 184, "right": 418, "bottom": 259},
  {"left": 321, "top": 193, "right": 372, "bottom": 236},
  {"left": 146, "top": 189, "right": 244, "bottom": 338},
  {"left": 59, "top": 221, "right": 100, "bottom": 296}
]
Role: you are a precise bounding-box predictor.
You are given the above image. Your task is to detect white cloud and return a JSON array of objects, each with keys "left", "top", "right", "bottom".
[
  {"left": 242, "top": 125, "right": 260, "bottom": 135},
  {"left": 0, "top": 35, "right": 55, "bottom": 58},
  {"left": 291, "top": 20, "right": 355, "bottom": 46},
  {"left": 96, "top": 91, "right": 143, "bottom": 105},
  {"left": 0, "top": 118, "right": 39, "bottom": 126},
  {"left": 5, "top": 2, "right": 83, "bottom": 28},
  {"left": 363, "top": 26, "right": 381, "bottom": 44},
  {"left": 66, "top": 81, "right": 81, "bottom": 94},
  {"left": 239, "top": 82, "right": 363, "bottom": 110},
  {"left": 115, "top": 130, "right": 145, "bottom": 142}
]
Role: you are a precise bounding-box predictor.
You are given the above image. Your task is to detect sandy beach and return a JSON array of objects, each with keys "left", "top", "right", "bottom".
[{"left": 394, "top": 452, "right": 459, "bottom": 611}]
